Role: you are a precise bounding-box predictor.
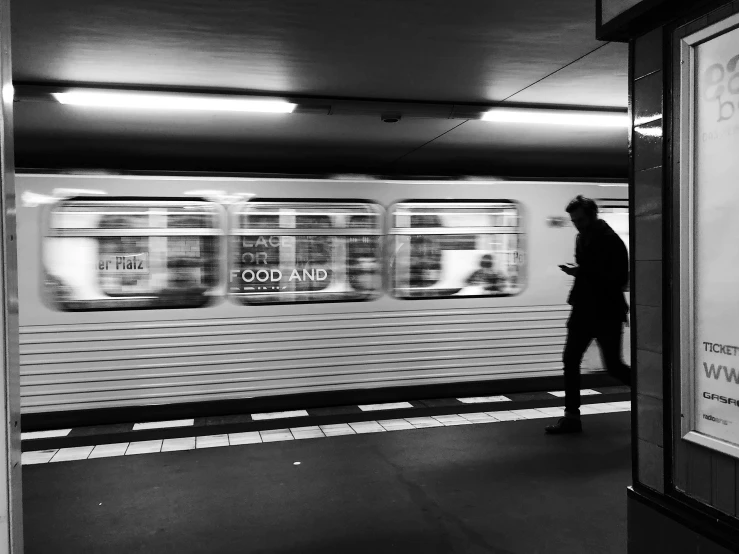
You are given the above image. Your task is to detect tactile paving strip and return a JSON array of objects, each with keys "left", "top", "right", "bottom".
[{"left": 22, "top": 401, "right": 631, "bottom": 466}]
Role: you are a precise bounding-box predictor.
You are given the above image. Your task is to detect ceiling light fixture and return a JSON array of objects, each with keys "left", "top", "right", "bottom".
[
  {"left": 3, "top": 84, "right": 14, "bottom": 104},
  {"left": 481, "top": 108, "right": 628, "bottom": 127},
  {"left": 52, "top": 90, "right": 297, "bottom": 113}
]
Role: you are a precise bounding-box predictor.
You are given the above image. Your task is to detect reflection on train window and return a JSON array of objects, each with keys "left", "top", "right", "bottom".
[
  {"left": 44, "top": 200, "right": 223, "bottom": 311},
  {"left": 230, "top": 202, "right": 383, "bottom": 304},
  {"left": 389, "top": 202, "right": 525, "bottom": 299}
]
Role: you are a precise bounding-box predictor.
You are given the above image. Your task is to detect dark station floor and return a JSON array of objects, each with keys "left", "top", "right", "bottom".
[{"left": 22, "top": 405, "right": 631, "bottom": 554}]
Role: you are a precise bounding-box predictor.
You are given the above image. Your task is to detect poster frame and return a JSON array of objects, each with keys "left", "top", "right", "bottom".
[{"left": 678, "top": 11, "right": 739, "bottom": 460}]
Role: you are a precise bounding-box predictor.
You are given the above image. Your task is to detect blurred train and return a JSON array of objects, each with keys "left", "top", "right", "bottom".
[{"left": 15, "top": 173, "right": 629, "bottom": 420}]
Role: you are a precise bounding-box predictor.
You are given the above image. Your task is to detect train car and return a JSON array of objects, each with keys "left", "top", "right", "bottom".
[{"left": 15, "top": 173, "right": 629, "bottom": 422}]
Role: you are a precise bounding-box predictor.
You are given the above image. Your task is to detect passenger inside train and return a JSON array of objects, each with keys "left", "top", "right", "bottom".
[{"left": 464, "top": 253, "right": 504, "bottom": 292}]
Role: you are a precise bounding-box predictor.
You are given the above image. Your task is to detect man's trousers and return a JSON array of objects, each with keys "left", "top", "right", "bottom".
[{"left": 563, "top": 317, "right": 631, "bottom": 416}]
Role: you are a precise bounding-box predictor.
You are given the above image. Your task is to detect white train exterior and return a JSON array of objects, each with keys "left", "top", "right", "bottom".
[{"left": 15, "top": 174, "right": 629, "bottom": 415}]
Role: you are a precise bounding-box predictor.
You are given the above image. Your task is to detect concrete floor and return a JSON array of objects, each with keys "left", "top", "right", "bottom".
[{"left": 23, "top": 412, "right": 631, "bottom": 554}]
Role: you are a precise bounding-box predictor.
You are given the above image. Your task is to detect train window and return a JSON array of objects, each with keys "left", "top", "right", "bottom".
[
  {"left": 43, "top": 199, "right": 224, "bottom": 311},
  {"left": 597, "top": 205, "right": 629, "bottom": 254},
  {"left": 230, "top": 202, "right": 383, "bottom": 304},
  {"left": 389, "top": 202, "right": 525, "bottom": 299}
]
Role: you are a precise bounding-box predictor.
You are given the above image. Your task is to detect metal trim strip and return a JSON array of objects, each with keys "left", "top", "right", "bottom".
[
  {"left": 18, "top": 317, "right": 568, "bottom": 345},
  {"left": 230, "top": 228, "right": 383, "bottom": 236},
  {"left": 47, "top": 228, "right": 223, "bottom": 237},
  {"left": 20, "top": 360, "right": 564, "bottom": 400},
  {"left": 18, "top": 304, "right": 571, "bottom": 333},
  {"left": 22, "top": 345, "right": 565, "bottom": 375},
  {"left": 20, "top": 347, "right": 565, "bottom": 377},
  {"left": 20, "top": 333, "right": 567, "bottom": 359}
]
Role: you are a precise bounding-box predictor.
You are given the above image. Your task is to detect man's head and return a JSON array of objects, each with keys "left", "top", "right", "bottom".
[{"left": 565, "top": 195, "right": 598, "bottom": 233}]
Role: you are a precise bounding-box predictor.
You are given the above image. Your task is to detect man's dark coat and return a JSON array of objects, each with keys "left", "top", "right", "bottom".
[{"left": 567, "top": 219, "right": 629, "bottom": 326}]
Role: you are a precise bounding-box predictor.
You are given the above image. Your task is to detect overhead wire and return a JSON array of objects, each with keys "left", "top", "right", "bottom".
[{"left": 386, "top": 41, "right": 613, "bottom": 168}]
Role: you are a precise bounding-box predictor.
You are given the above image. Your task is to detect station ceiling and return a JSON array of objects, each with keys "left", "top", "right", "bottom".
[{"left": 12, "top": 0, "right": 629, "bottom": 178}]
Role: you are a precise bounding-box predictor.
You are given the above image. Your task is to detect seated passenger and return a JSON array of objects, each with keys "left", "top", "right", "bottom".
[{"left": 466, "top": 254, "right": 503, "bottom": 292}]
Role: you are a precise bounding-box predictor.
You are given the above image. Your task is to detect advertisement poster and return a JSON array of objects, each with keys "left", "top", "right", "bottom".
[
  {"left": 693, "top": 25, "right": 739, "bottom": 446},
  {"left": 230, "top": 235, "right": 330, "bottom": 294}
]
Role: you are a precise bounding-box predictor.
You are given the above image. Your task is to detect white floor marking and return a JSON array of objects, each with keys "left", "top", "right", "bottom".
[
  {"left": 21, "top": 429, "right": 72, "bottom": 440},
  {"left": 433, "top": 415, "right": 473, "bottom": 426},
  {"left": 89, "top": 443, "right": 129, "bottom": 459},
  {"left": 607, "top": 401, "right": 632, "bottom": 409},
  {"left": 349, "top": 421, "right": 386, "bottom": 434},
  {"left": 229, "top": 431, "right": 262, "bottom": 445},
  {"left": 548, "top": 389, "right": 601, "bottom": 397},
  {"left": 50, "top": 446, "right": 94, "bottom": 463},
  {"left": 133, "top": 419, "right": 194, "bottom": 431},
  {"left": 251, "top": 410, "right": 309, "bottom": 421},
  {"left": 459, "top": 412, "right": 499, "bottom": 423},
  {"left": 21, "top": 449, "right": 58, "bottom": 465},
  {"left": 485, "top": 410, "right": 526, "bottom": 421},
  {"left": 161, "top": 438, "right": 196, "bottom": 452},
  {"left": 21, "top": 402, "right": 632, "bottom": 465},
  {"left": 290, "top": 426, "right": 325, "bottom": 440},
  {"left": 457, "top": 396, "right": 511, "bottom": 404},
  {"left": 320, "top": 423, "right": 355, "bottom": 436},
  {"left": 600, "top": 403, "right": 630, "bottom": 412},
  {"left": 358, "top": 402, "right": 413, "bottom": 412},
  {"left": 405, "top": 417, "right": 443, "bottom": 428},
  {"left": 510, "top": 409, "right": 552, "bottom": 420},
  {"left": 378, "top": 419, "right": 415, "bottom": 431},
  {"left": 260, "top": 429, "right": 294, "bottom": 442},
  {"left": 195, "top": 435, "right": 229, "bottom": 449},
  {"left": 535, "top": 407, "right": 566, "bottom": 416},
  {"left": 580, "top": 404, "right": 615, "bottom": 414},
  {"left": 125, "top": 440, "right": 163, "bottom": 455}
]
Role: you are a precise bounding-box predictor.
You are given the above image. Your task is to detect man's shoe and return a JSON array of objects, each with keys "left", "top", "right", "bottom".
[{"left": 545, "top": 417, "right": 582, "bottom": 434}]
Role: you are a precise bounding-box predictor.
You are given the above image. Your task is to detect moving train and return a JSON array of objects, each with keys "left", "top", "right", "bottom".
[{"left": 15, "top": 173, "right": 629, "bottom": 420}]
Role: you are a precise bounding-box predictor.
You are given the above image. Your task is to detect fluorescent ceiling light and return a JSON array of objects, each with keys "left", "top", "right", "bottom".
[
  {"left": 52, "top": 91, "right": 296, "bottom": 113},
  {"left": 3, "top": 84, "right": 13, "bottom": 104},
  {"left": 481, "top": 108, "right": 628, "bottom": 127}
]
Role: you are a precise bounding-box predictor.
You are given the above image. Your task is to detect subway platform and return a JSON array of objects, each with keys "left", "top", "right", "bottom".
[{"left": 22, "top": 386, "right": 632, "bottom": 553}]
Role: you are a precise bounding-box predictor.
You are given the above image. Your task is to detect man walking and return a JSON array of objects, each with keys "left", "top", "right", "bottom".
[{"left": 545, "top": 195, "right": 631, "bottom": 434}]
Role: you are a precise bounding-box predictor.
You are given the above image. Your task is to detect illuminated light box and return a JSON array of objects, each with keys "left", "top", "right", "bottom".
[
  {"left": 481, "top": 108, "right": 628, "bottom": 128},
  {"left": 53, "top": 90, "right": 296, "bottom": 113}
]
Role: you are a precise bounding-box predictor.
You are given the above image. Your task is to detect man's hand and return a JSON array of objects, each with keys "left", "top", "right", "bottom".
[{"left": 559, "top": 263, "right": 579, "bottom": 277}]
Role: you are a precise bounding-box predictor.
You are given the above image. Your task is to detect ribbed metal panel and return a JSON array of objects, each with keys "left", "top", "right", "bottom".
[{"left": 19, "top": 305, "right": 571, "bottom": 412}]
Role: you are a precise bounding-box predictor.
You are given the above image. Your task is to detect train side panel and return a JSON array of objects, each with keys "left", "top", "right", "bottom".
[{"left": 16, "top": 175, "right": 627, "bottom": 413}]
